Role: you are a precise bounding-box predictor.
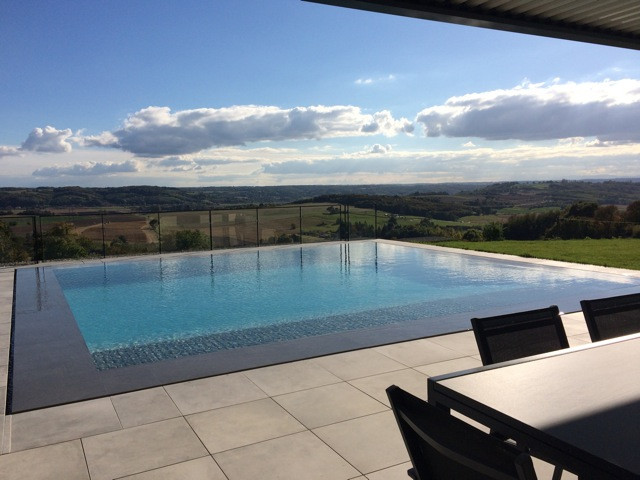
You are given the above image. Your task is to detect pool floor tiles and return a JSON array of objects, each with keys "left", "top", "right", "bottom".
[{"left": 0, "top": 322, "right": 588, "bottom": 480}]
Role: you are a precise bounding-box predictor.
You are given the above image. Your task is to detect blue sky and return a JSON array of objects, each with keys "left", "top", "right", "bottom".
[{"left": 1, "top": 0, "right": 640, "bottom": 187}]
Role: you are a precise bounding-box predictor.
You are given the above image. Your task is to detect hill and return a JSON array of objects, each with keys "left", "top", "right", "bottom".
[{"left": 0, "top": 180, "right": 638, "bottom": 218}]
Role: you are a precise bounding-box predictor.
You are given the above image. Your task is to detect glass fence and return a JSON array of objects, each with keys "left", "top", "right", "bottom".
[{"left": 1, "top": 204, "right": 376, "bottom": 264}]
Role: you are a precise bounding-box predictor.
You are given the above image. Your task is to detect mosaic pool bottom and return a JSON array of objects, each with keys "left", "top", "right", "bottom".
[{"left": 91, "top": 299, "right": 465, "bottom": 370}]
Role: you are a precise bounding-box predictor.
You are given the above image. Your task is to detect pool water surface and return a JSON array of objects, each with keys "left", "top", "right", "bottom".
[{"left": 54, "top": 241, "right": 639, "bottom": 369}]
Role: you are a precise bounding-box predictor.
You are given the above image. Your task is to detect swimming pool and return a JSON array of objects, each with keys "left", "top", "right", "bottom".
[
  {"left": 53, "top": 240, "right": 638, "bottom": 369},
  {"left": 10, "top": 240, "right": 640, "bottom": 412}
]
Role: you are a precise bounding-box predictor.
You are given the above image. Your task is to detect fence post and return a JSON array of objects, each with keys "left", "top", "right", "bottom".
[
  {"left": 40, "top": 216, "right": 45, "bottom": 262},
  {"left": 256, "top": 207, "right": 260, "bottom": 247},
  {"left": 209, "top": 209, "right": 213, "bottom": 251},
  {"left": 299, "top": 206, "right": 302, "bottom": 244},
  {"left": 374, "top": 204, "right": 377, "bottom": 239},
  {"left": 101, "top": 213, "right": 106, "bottom": 258},
  {"left": 31, "top": 215, "right": 38, "bottom": 262},
  {"left": 157, "top": 212, "right": 162, "bottom": 254}
]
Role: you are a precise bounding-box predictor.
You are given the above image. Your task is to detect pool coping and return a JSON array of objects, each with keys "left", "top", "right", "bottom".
[{"left": 8, "top": 240, "right": 640, "bottom": 413}]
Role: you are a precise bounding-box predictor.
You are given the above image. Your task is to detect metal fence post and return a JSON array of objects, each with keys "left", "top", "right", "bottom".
[
  {"left": 40, "top": 216, "right": 44, "bottom": 262},
  {"left": 256, "top": 207, "right": 260, "bottom": 246},
  {"left": 101, "top": 213, "right": 106, "bottom": 258},
  {"left": 31, "top": 215, "right": 38, "bottom": 262},
  {"left": 299, "top": 206, "right": 302, "bottom": 244},
  {"left": 209, "top": 209, "right": 213, "bottom": 251},
  {"left": 157, "top": 211, "right": 162, "bottom": 254},
  {"left": 374, "top": 204, "right": 378, "bottom": 239}
]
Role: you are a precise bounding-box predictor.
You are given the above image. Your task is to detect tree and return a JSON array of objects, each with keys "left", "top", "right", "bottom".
[
  {"left": 174, "top": 229, "right": 209, "bottom": 251},
  {"left": 482, "top": 222, "right": 504, "bottom": 241},
  {"left": 0, "top": 221, "right": 31, "bottom": 263},
  {"left": 462, "top": 229, "right": 483, "bottom": 242},
  {"left": 625, "top": 200, "right": 640, "bottom": 223},
  {"left": 42, "top": 222, "right": 95, "bottom": 260}
]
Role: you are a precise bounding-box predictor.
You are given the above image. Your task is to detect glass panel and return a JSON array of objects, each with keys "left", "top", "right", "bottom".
[
  {"left": 258, "top": 207, "right": 300, "bottom": 245},
  {"left": 300, "top": 204, "right": 341, "bottom": 243},
  {"left": 211, "top": 209, "right": 258, "bottom": 248},
  {"left": 103, "top": 213, "right": 159, "bottom": 256},
  {"left": 40, "top": 215, "right": 102, "bottom": 260},
  {"left": 0, "top": 216, "right": 35, "bottom": 263},
  {"left": 159, "top": 211, "right": 211, "bottom": 253}
]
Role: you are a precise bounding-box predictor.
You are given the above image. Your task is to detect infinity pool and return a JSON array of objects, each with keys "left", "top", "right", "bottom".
[
  {"left": 54, "top": 240, "right": 637, "bottom": 369},
  {"left": 10, "top": 240, "right": 640, "bottom": 412}
]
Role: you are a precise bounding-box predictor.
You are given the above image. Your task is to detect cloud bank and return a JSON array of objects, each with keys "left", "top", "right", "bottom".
[
  {"left": 84, "top": 105, "right": 413, "bottom": 157},
  {"left": 416, "top": 79, "right": 640, "bottom": 143},
  {"left": 33, "top": 160, "right": 139, "bottom": 177}
]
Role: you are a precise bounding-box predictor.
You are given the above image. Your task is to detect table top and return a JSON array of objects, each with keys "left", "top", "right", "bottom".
[{"left": 428, "top": 333, "right": 640, "bottom": 480}]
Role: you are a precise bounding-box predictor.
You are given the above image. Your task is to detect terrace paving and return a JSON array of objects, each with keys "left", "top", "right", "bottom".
[{"left": 0, "top": 265, "right": 596, "bottom": 479}]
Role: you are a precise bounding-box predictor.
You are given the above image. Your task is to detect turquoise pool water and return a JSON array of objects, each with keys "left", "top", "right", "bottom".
[{"left": 52, "top": 241, "right": 638, "bottom": 369}]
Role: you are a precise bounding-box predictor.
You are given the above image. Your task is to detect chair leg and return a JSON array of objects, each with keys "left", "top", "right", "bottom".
[
  {"left": 407, "top": 467, "right": 418, "bottom": 479},
  {"left": 552, "top": 465, "right": 563, "bottom": 480}
]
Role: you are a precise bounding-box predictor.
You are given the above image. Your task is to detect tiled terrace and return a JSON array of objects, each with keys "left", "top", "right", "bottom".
[{"left": 0, "top": 265, "right": 599, "bottom": 479}]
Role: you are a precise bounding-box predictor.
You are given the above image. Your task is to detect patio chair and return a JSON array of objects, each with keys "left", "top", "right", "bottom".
[
  {"left": 471, "top": 305, "right": 569, "bottom": 366},
  {"left": 580, "top": 292, "right": 640, "bottom": 342},
  {"left": 386, "top": 385, "right": 538, "bottom": 480},
  {"left": 471, "top": 305, "right": 569, "bottom": 480}
]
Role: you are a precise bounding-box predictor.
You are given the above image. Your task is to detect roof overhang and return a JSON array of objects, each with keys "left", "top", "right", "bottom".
[{"left": 304, "top": 0, "right": 640, "bottom": 51}]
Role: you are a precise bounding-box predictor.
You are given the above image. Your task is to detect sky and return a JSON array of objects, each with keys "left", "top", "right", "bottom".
[{"left": 1, "top": 0, "right": 640, "bottom": 188}]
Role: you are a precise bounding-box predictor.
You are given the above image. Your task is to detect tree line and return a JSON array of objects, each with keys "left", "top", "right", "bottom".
[{"left": 464, "top": 201, "right": 640, "bottom": 242}]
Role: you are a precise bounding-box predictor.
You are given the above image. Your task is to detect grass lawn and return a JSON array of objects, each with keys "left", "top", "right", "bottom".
[{"left": 429, "top": 238, "right": 640, "bottom": 270}]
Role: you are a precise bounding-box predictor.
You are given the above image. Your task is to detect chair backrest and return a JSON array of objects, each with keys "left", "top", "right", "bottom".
[
  {"left": 386, "top": 385, "right": 537, "bottom": 480},
  {"left": 471, "top": 305, "right": 569, "bottom": 365},
  {"left": 580, "top": 292, "right": 640, "bottom": 342}
]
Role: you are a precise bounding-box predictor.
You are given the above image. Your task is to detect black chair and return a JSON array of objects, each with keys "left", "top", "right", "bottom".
[
  {"left": 580, "top": 292, "right": 640, "bottom": 342},
  {"left": 386, "top": 385, "right": 538, "bottom": 480},
  {"left": 471, "top": 306, "right": 569, "bottom": 480},
  {"left": 471, "top": 305, "right": 569, "bottom": 366}
]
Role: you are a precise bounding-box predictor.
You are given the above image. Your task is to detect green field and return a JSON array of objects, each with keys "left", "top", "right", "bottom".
[{"left": 429, "top": 238, "right": 640, "bottom": 270}]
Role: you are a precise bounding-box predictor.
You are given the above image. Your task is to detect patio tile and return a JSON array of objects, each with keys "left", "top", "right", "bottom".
[
  {"left": 243, "top": 359, "right": 341, "bottom": 396},
  {"left": 374, "top": 338, "right": 464, "bottom": 367},
  {"left": 214, "top": 430, "right": 359, "bottom": 480},
  {"left": 365, "top": 462, "right": 413, "bottom": 480},
  {"left": 568, "top": 335, "right": 591, "bottom": 347},
  {"left": 0, "top": 440, "right": 89, "bottom": 480},
  {"left": 9, "top": 397, "right": 122, "bottom": 452},
  {"left": 83, "top": 417, "right": 208, "bottom": 480},
  {"left": 426, "top": 331, "right": 479, "bottom": 356},
  {"left": 314, "top": 410, "right": 408, "bottom": 474},
  {"left": 111, "top": 387, "right": 181, "bottom": 428},
  {"left": 414, "top": 356, "right": 482, "bottom": 377},
  {"left": 349, "top": 368, "right": 428, "bottom": 407},
  {"left": 119, "top": 456, "right": 226, "bottom": 480},
  {"left": 274, "top": 382, "right": 388, "bottom": 429},
  {"left": 164, "top": 372, "right": 268, "bottom": 415},
  {"left": 187, "top": 397, "right": 305, "bottom": 453},
  {"left": 312, "top": 348, "right": 406, "bottom": 380},
  {"left": 0, "top": 322, "right": 10, "bottom": 336}
]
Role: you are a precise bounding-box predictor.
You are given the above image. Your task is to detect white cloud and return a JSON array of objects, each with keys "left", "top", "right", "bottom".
[
  {"left": 370, "top": 143, "right": 392, "bottom": 154},
  {"left": 355, "top": 74, "right": 396, "bottom": 85},
  {"left": 21, "top": 126, "right": 75, "bottom": 153},
  {"left": 262, "top": 140, "right": 640, "bottom": 181},
  {"left": 32, "top": 160, "right": 139, "bottom": 177},
  {"left": 84, "top": 105, "right": 413, "bottom": 157},
  {"left": 415, "top": 79, "right": 640, "bottom": 143},
  {"left": 0, "top": 146, "right": 21, "bottom": 157}
]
